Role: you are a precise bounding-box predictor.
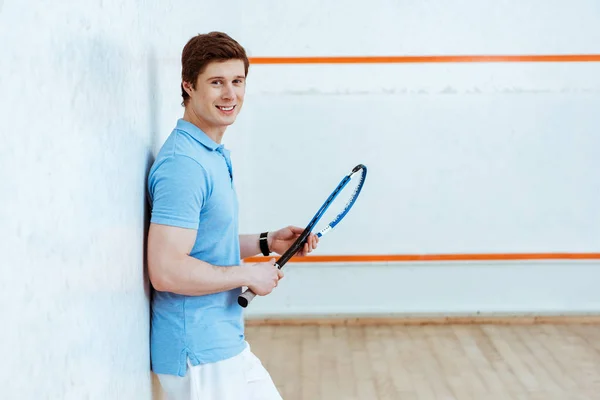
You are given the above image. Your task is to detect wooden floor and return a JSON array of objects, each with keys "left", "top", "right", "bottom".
[{"left": 245, "top": 324, "right": 600, "bottom": 400}]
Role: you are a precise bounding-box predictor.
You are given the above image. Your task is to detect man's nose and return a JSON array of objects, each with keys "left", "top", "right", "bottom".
[{"left": 221, "top": 83, "right": 235, "bottom": 100}]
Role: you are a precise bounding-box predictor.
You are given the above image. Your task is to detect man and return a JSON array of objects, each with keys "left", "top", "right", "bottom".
[{"left": 146, "top": 32, "right": 318, "bottom": 399}]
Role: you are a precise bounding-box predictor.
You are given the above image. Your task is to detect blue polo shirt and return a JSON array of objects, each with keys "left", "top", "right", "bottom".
[{"left": 147, "top": 119, "right": 245, "bottom": 377}]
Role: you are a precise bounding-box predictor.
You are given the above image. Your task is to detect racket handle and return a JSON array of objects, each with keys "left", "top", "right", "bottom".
[
  {"left": 239, "top": 261, "right": 285, "bottom": 308},
  {"left": 237, "top": 288, "right": 257, "bottom": 308}
]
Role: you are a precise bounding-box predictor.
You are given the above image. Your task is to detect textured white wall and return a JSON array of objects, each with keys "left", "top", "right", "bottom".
[
  {"left": 0, "top": 0, "right": 240, "bottom": 398},
  {"left": 0, "top": 0, "right": 159, "bottom": 398},
  {"left": 1, "top": 0, "right": 599, "bottom": 398}
]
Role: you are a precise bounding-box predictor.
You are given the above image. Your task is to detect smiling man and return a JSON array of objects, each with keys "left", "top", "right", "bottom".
[{"left": 146, "top": 32, "right": 318, "bottom": 400}]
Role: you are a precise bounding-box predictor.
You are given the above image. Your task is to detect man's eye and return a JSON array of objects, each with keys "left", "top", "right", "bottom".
[{"left": 212, "top": 80, "right": 222, "bottom": 85}]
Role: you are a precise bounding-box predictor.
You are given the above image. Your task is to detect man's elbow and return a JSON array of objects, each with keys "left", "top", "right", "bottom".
[{"left": 148, "top": 259, "right": 173, "bottom": 292}]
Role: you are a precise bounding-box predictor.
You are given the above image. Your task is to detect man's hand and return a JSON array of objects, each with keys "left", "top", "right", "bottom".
[
  {"left": 245, "top": 258, "right": 284, "bottom": 296},
  {"left": 268, "top": 225, "right": 319, "bottom": 256}
]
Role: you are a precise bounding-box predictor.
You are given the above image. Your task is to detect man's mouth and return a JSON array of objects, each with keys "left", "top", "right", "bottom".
[{"left": 216, "top": 105, "right": 235, "bottom": 111}]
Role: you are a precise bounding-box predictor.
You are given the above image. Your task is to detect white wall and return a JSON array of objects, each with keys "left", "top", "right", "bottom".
[
  {"left": 0, "top": 1, "right": 241, "bottom": 399},
  {"left": 243, "top": 261, "right": 600, "bottom": 318},
  {"left": 1, "top": 0, "right": 599, "bottom": 398},
  {"left": 0, "top": 1, "right": 157, "bottom": 398},
  {"left": 228, "top": 0, "right": 600, "bottom": 317}
]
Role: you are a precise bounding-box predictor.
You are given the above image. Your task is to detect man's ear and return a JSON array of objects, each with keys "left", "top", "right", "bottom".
[{"left": 182, "top": 81, "right": 194, "bottom": 96}]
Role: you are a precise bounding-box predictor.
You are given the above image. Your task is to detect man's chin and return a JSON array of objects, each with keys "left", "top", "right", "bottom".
[{"left": 218, "top": 116, "right": 238, "bottom": 126}]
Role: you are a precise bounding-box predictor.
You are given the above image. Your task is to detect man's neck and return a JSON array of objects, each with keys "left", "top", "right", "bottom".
[{"left": 183, "top": 108, "right": 225, "bottom": 144}]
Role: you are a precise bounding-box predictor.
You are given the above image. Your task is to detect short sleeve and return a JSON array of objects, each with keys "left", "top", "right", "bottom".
[{"left": 148, "top": 155, "right": 210, "bottom": 229}]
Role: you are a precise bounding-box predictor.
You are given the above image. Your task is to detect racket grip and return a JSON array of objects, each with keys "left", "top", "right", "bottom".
[{"left": 237, "top": 288, "right": 257, "bottom": 308}]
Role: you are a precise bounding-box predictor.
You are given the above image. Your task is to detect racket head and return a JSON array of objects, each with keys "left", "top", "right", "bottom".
[
  {"left": 314, "top": 164, "right": 367, "bottom": 238},
  {"left": 275, "top": 164, "right": 367, "bottom": 268},
  {"left": 237, "top": 163, "right": 367, "bottom": 308}
]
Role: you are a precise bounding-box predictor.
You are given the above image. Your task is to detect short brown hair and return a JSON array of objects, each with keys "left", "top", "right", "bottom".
[{"left": 180, "top": 32, "right": 249, "bottom": 106}]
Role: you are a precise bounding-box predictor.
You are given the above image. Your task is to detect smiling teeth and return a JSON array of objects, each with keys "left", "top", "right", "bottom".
[{"left": 218, "top": 106, "right": 234, "bottom": 111}]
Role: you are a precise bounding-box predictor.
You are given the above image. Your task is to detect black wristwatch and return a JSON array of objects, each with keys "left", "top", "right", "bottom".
[{"left": 259, "top": 232, "right": 271, "bottom": 256}]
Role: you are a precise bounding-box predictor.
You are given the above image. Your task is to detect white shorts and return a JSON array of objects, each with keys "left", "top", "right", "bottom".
[{"left": 156, "top": 342, "right": 282, "bottom": 400}]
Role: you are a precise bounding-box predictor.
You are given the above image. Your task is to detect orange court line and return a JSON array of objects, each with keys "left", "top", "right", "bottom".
[
  {"left": 249, "top": 54, "right": 600, "bottom": 64},
  {"left": 244, "top": 253, "right": 600, "bottom": 264}
]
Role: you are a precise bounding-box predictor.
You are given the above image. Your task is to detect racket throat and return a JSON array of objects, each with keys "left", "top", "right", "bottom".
[{"left": 316, "top": 225, "right": 332, "bottom": 238}]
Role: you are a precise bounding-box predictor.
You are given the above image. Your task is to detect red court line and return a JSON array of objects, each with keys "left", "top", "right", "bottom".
[
  {"left": 244, "top": 253, "right": 600, "bottom": 264},
  {"left": 249, "top": 54, "right": 600, "bottom": 64}
]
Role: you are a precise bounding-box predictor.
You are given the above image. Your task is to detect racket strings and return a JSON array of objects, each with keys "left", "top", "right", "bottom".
[
  {"left": 315, "top": 169, "right": 366, "bottom": 235},
  {"left": 327, "top": 171, "right": 366, "bottom": 225},
  {"left": 335, "top": 173, "right": 365, "bottom": 220}
]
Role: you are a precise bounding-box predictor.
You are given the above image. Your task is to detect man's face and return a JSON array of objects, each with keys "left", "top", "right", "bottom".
[{"left": 184, "top": 59, "right": 246, "bottom": 134}]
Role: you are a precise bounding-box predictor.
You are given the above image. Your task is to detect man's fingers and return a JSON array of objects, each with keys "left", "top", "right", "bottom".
[{"left": 289, "top": 226, "right": 304, "bottom": 234}]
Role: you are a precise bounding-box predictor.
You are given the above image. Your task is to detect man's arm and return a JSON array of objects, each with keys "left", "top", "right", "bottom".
[
  {"left": 239, "top": 233, "right": 271, "bottom": 259},
  {"left": 148, "top": 223, "right": 281, "bottom": 296}
]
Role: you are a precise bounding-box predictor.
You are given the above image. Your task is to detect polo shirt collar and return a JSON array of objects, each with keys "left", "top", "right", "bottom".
[{"left": 176, "top": 118, "right": 223, "bottom": 152}]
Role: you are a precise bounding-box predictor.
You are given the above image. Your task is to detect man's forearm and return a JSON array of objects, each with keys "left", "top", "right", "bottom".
[
  {"left": 239, "top": 233, "right": 271, "bottom": 259},
  {"left": 150, "top": 255, "right": 250, "bottom": 296}
]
